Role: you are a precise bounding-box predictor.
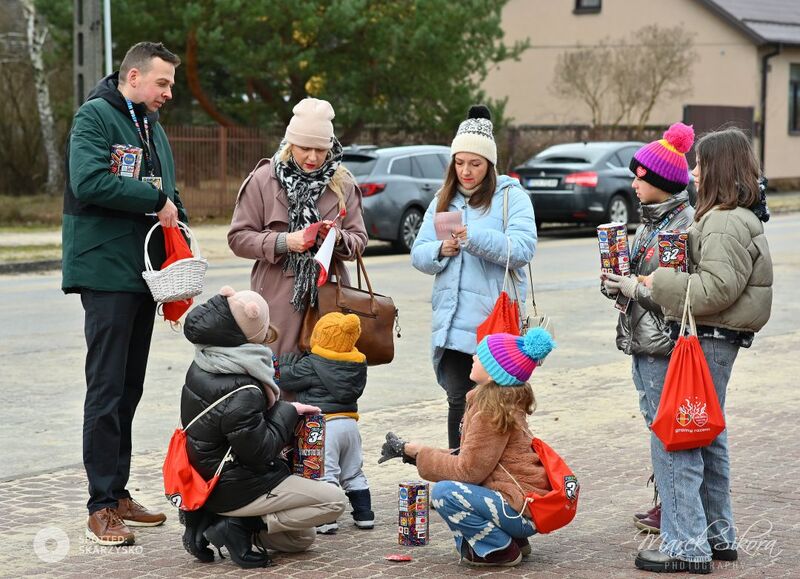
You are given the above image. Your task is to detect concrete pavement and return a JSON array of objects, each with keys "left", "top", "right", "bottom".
[{"left": 1, "top": 216, "right": 797, "bottom": 577}]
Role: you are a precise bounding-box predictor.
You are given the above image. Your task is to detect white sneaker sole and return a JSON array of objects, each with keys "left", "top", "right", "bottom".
[
  {"left": 85, "top": 527, "right": 135, "bottom": 546},
  {"left": 354, "top": 520, "right": 374, "bottom": 529},
  {"left": 316, "top": 523, "right": 338, "bottom": 534}
]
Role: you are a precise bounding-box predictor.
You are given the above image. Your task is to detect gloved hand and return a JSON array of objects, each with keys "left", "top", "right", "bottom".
[
  {"left": 291, "top": 402, "right": 321, "bottom": 415},
  {"left": 378, "top": 432, "right": 415, "bottom": 465},
  {"left": 603, "top": 272, "right": 639, "bottom": 299}
]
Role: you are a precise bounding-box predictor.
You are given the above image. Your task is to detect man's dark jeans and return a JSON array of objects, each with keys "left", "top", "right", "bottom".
[{"left": 81, "top": 289, "right": 156, "bottom": 514}]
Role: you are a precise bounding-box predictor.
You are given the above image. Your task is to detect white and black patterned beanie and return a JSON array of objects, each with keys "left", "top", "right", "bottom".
[{"left": 450, "top": 105, "right": 497, "bottom": 166}]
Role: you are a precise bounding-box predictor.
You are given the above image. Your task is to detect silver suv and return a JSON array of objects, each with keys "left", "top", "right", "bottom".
[{"left": 343, "top": 145, "right": 451, "bottom": 252}]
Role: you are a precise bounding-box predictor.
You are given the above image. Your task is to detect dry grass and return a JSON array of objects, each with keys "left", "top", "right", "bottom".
[{"left": 0, "top": 195, "right": 62, "bottom": 227}]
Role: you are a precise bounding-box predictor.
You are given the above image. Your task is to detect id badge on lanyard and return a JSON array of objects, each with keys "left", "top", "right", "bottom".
[{"left": 125, "top": 98, "right": 154, "bottom": 177}]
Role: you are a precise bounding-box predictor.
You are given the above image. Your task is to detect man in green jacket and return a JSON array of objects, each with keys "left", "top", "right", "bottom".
[{"left": 63, "top": 41, "right": 187, "bottom": 546}]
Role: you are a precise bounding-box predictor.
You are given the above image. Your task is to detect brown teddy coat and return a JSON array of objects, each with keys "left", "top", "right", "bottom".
[{"left": 416, "top": 388, "right": 551, "bottom": 515}]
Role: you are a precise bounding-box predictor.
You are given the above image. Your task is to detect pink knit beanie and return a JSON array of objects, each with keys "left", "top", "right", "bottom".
[
  {"left": 220, "top": 286, "right": 272, "bottom": 344},
  {"left": 284, "top": 98, "right": 335, "bottom": 150}
]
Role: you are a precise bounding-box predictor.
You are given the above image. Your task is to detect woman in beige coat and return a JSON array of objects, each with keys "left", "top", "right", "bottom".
[{"left": 228, "top": 98, "right": 367, "bottom": 363}]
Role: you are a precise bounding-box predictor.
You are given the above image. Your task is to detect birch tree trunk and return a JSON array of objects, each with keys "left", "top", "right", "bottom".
[{"left": 21, "top": 0, "right": 62, "bottom": 196}]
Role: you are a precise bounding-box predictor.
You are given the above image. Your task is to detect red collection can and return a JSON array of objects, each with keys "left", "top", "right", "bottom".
[{"left": 658, "top": 230, "right": 689, "bottom": 272}]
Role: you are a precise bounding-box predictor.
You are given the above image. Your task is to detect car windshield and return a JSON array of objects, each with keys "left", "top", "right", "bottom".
[
  {"left": 530, "top": 147, "right": 607, "bottom": 165},
  {"left": 342, "top": 155, "right": 377, "bottom": 177}
]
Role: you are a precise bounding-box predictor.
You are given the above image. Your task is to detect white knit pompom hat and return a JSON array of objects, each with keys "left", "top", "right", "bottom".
[
  {"left": 285, "top": 97, "right": 335, "bottom": 150},
  {"left": 450, "top": 105, "right": 497, "bottom": 166}
]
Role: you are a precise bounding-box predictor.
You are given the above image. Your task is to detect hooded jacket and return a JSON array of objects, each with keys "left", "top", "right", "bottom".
[
  {"left": 62, "top": 72, "right": 187, "bottom": 294},
  {"left": 180, "top": 294, "right": 299, "bottom": 513},
  {"left": 604, "top": 192, "right": 694, "bottom": 356},
  {"left": 410, "top": 175, "right": 537, "bottom": 380},
  {"left": 278, "top": 350, "right": 367, "bottom": 415}
]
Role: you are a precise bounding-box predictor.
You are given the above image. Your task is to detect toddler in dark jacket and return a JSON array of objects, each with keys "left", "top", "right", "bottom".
[{"left": 279, "top": 312, "right": 373, "bottom": 533}]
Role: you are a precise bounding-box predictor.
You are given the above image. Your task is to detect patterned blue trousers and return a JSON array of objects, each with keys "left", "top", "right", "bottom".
[{"left": 431, "top": 480, "right": 536, "bottom": 557}]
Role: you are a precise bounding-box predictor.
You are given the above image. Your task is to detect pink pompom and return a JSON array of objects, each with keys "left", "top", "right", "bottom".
[
  {"left": 663, "top": 122, "right": 694, "bottom": 154},
  {"left": 219, "top": 285, "right": 235, "bottom": 297}
]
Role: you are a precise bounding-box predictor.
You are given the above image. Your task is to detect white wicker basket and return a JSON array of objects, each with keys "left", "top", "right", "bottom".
[{"left": 141, "top": 221, "right": 208, "bottom": 303}]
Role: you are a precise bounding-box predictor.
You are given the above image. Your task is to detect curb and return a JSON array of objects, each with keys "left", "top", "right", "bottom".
[{"left": 0, "top": 259, "right": 61, "bottom": 275}]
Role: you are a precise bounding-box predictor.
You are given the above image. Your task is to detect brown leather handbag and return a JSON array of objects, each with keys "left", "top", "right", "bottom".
[{"left": 299, "top": 252, "right": 399, "bottom": 366}]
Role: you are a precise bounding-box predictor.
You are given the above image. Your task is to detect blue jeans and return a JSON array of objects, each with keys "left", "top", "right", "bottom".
[
  {"left": 431, "top": 481, "right": 536, "bottom": 557},
  {"left": 636, "top": 339, "right": 739, "bottom": 562}
]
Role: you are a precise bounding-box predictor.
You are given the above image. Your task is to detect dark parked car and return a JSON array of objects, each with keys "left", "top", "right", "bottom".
[
  {"left": 513, "top": 141, "right": 645, "bottom": 226},
  {"left": 343, "top": 145, "right": 451, "bottom": 252}
]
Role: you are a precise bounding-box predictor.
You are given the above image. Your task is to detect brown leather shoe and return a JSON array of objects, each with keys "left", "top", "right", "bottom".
[
  {"left": 117, "top": 497, "right": 167, "bottom": 527},
  {"left": 86, "top": 507, "right": 135, "bottom": 546}
]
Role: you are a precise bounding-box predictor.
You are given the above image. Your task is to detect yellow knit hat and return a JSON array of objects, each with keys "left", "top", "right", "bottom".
[{"left": 311, "top": 312, "right": 361, "bottom": 354}]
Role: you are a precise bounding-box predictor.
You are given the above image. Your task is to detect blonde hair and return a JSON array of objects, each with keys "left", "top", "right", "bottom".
[
  {"left": 470, "top": 381, "right": 536, "bottom": 434},
  {"left": 278, "top": 143, "right": 352, "bottom": 211}
]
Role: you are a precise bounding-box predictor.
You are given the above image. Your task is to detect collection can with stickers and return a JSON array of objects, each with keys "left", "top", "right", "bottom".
[
  {"left": 658, "top": 230, "right": 689, "bottom": 272},
  {"left": 597, "top": 222, "right": 631, "bottom": 276},
  {"left": 293, "top": 414, "right": 325, "bottom": 479},
  {"left": 398, "top": 481, "right": 429, "bottom": 546}
]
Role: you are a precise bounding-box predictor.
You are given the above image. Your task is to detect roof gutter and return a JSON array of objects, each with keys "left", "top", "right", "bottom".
[{"left": 759, "top": 44, "right": 782, "bottom": 170}]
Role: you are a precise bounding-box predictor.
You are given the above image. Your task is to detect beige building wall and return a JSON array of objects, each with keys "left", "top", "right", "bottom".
[
  {"left": 487, "top": 0, "right": 759, "bottom": 126},
  {"left": 763, "top": 49, "right": 800, "bottom": 178}
]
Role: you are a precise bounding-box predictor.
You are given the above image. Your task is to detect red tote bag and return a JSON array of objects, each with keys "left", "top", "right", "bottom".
[
  {"left": 500, "top": 435, "right": 580, "bottom": 534},
  {"left": 163, "top": 385, "right": 261, "bottom": 510},
  {"left": 651, "top": 281, "right": 725, "bottom": 451}
]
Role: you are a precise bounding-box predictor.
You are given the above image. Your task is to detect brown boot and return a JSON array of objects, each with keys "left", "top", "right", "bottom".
[
  {"left": 86, "top": 507, "right": 135, "bottom": 546},
  {"left": 117, "top": 497, "right": 167, "bottom": 527}
]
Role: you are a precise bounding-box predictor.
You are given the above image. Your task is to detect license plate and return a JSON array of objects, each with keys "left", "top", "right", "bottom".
[{"left": 526, "top": 178, "right": 558, "bottom": 188}]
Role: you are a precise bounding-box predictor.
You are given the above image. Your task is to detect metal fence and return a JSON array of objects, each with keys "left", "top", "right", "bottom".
[
  {"left": 168, "top": 126, "right": 281, "bottom": 218},
  {"left": 167, "top": 123, "right": 669, "bottom": 217}
]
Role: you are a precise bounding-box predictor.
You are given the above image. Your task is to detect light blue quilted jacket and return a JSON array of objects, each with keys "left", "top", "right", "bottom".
[{"left": 410, "top": 175, "right": 537, "bottom": 377}]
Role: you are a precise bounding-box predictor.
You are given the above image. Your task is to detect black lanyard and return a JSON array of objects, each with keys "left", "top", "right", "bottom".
[
  {"left": 629, "top": 202, "right": 688, "bottom": 273},
  {"left": 124, "top": 98, "right": 153, "bottom": 176}
]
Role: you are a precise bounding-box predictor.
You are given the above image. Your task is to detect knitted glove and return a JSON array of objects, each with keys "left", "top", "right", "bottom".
[
  {"left": 603, "top": 273, "right": 639, "bottom": 300},
  {"left": 378, "top": 432, "right": 415, "bottom": 465}
]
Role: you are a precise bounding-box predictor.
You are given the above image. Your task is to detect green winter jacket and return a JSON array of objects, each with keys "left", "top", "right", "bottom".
[
  {"left": 651, "top": 206, "right": 772, "bottom": 333},
  {"left": 62, "top": 73, "right": 187, "bottom": 294}
]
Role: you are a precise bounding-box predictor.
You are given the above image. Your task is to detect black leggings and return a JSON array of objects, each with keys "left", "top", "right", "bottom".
[{"left": 438, "top": 349, "right": 476, "bottom": 450}]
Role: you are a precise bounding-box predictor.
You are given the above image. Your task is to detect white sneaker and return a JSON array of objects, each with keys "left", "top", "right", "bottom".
[{"left": 316, "top": 522, "right": 338, "bottom": 534}]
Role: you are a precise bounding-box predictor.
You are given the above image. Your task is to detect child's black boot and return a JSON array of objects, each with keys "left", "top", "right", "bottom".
[
  {"left": 204, "top": 516, "right": 272, "bottom": 568},
  {"left": 346, "top": 489, "right": 375, "bottom": 529}
]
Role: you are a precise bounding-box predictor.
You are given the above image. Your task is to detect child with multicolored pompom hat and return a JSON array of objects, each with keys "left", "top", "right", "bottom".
[
  {"left": 599, "top": 122, "right": 696, "bottom": 540},
  {"left": 377, "top": 328, "right": 556, "bottom": 568}
]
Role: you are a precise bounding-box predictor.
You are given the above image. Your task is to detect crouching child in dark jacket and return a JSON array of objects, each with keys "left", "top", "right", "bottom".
[
  {"left": 279, "top": 312, "right": 373, "bottom": 533},
  {"left": 179, "top": 286, "right": 346, "bottom": 569}
]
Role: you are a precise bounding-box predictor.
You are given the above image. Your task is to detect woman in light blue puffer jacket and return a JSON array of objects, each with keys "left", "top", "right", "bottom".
[{"left": 411, "top": 105, "right": 537, "bottom": 449}]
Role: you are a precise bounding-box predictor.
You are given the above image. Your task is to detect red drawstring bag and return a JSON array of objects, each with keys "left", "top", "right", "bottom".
[
  {"left": 163, "top": 385, "right": 261, "bottom": 510},
  {"left": 477, "top": 291, "right": 520, "bottom": 344},
  {"left": 160, "top": 226, "right": 195, "bottom": 323},
  {"left": 477, "top": 238, "right": 522, "bottom": 344},
  {"left": 500, "top": 435, "right": 579, "bottom": 534},
  {"left": 651, "top": 281, "right": 725, "bottom": 451}
]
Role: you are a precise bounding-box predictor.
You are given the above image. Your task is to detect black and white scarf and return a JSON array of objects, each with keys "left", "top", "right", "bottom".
[{"left": 273, "top": 138, "right": 343, "bottom": 310}]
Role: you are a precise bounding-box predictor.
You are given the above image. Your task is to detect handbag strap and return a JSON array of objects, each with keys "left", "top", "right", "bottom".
[
  {"left": 502, "top": 186, "right": 538, "bottom": 316},
  {"left": 678, "top": 278, "right": 697, "bottom": 337}
]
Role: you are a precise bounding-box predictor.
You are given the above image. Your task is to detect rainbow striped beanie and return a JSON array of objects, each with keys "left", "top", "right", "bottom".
[
  {"left": 630, "top": 122, "right": 695, "bottom": 194},
  {"left": 476, "top": 327, "right": 556, "bottom": 387}
]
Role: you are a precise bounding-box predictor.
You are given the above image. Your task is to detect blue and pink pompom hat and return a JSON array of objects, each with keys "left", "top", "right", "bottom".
[
  {"left": 629, "top": 122, "right": 695, "bottom": 194},
  {"left": 477, "top": 327, "right": 556, "bottom": 387}
]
